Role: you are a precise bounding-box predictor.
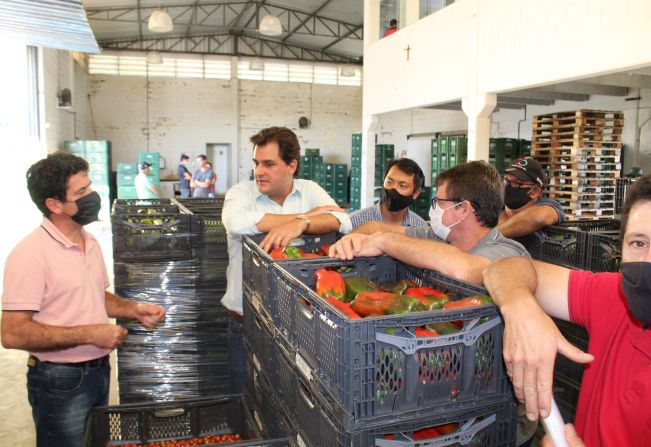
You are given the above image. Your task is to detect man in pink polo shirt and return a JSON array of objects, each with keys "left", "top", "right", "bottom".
[{"left": 1, "top": 152, "right": 165, "bottom": 447}]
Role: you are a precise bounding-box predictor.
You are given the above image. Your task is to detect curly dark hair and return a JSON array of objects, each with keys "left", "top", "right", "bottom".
[
  {"left": 436, "top": 160, "right": 503, "bottom": 228},
  {"left": 26, "top": 151, "right": 89, "bottom": 216},
  {"left": 620, "top": 174, "right": 651, "bottom": 240},
  {"left": 250, "top": 127, "right": 301, "bottom": 177}
]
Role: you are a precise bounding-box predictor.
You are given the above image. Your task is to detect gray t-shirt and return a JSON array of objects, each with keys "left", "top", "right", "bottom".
[
  {"left": 405, "top": 226, "right": 530, "bottom": 260},
  {"left": 192, "top": 168, "right": 213, "bottom": 198}
]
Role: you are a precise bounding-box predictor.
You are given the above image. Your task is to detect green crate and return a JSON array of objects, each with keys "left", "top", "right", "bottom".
[
  {"left": 305, "top": 148, "right": 320, "bottom": 156},
  {"left": 439, "top": 136, "right": 449, "bottom": 170},
  {"left": 117, "top": 163, "right": 138, "bottom": 175},
  {"left": 138, "top": 152, "right": 160, "bottom": 166},
  {"left": 63, "top": 140, "right": 85, "bottom": 154},
  {"left": 351, "top": 155, "right": 362, "bottom": 167},
  {"left": 117, "top": 173, "right": 136, "bottom": 186},
  {"left": 85, "top": 140, "right": 111, "bottom": 154},
  {"left": 88, "top": 171, "right": 109, "bottom": 186},
  {"left": 117, "top": 185, "right": 138, "bottom": 199},
  {"left": 85, "top": 151, "right": 110, "bottom": 164},
  {"left": 352, "top": 133, "right": 362, "bottom": 146}
]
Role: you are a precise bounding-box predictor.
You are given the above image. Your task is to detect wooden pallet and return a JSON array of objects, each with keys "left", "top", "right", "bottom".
[
  {"left": 536, "top": 155, "right": 621, "bottom": 165},
  {"left": 531, "top": 124, "right": 623, "bottom": 135},
  {"left": 532, "top": 147, "right": 621, "bottom": 157},
  {"left": 532, "top": 130, "right": 622, "bottom": 141},
  {"left": 534, "top": 109, "right": 624, "bottom": 120},
  {"left": 565, "top": 208, "right": 616, "bottom": 220},
  {"left": 532, "top": 139, "right": 623, "bottom": 149},
  {"left": 546, "top": 191, "right": 616, "bottom": 201},
  {"left": 546, "top": 184, "right": 616, "bottom": 194},
  {"left": 549, "top": 177, "right": 618, "bottom": 187},
  {"left": 541, "top": 162, "right": 621, "bottom": 172}
]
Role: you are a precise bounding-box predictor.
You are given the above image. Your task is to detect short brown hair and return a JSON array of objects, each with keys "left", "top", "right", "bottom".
[
  {"left": 250, "top": 127, "right": 301, "bottom": 177},
  {"left": 620, "top": 174, "right": 651, "bottom": 239},
  {"left": 436, "top": 161, "right": 503, "bottom": 228}
]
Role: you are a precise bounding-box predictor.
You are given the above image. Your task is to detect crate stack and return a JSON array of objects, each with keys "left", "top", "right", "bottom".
[
  {"left": 409, "top": 186, "right": 433, "bottom": 220},
  {"left": 112, "top": 198, "right": 230, "bottom": 403},
  {"left": 299, "top": 149, "right": 325, "bottom": 184},
  {"left": 323, "top": 163, "right": 348, "bottom": 207},
  {"left": 615, "top": 177, "right": 636, "bottom": 215},
  {"left": 63, "top": 140, "right": 112, "bottom": 221},
  {"left": 431, "top": 136, "right": 467, "bottom": 193},
  {"left": 116, "top": 163, "right": 138, "bottom": 199},
  {"left": 350, "top": 133, "right": 362, "bottom": 210},
  {"left": 489, "top": 138, "right": 532, "bottom": 173},
  {"left": 242, "top": 238, "right": 517, "bottom": 446},
  {"left": 531, "top": 109, "right": 624, "bottom": 221}
]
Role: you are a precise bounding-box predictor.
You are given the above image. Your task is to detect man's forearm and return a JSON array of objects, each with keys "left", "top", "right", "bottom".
[
  {"left": 1, "top": 313, "right": 93, "bottom": 352},
  {"left": 105, "top": 292, "right": 138, "bottom": 320},
  {"left": 256, "top": 213, "right": 300, "bottom": 233},
  {"left": 498, "top": 207, "right": 558, "bottom": 238},
  {"left": 304, "top": 213, "right": 341, "bottom": 234},
  {"left": 353, "top": 221, "right": 405, "bottom": 235},
  {"left": 377, "top": 233, "right": 489, "bottom": 285},
  {"left": 483, "top": 257, "right": 539, "bottom": 314}
]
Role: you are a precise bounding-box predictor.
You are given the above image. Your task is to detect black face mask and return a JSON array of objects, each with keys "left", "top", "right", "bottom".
[
  {"left": 70, "top": 191, "right": 102, "bottom": 226},
  {"left": 621, "top": 262, "right": 651, "bottom": 326},
  {"left": 381, "top": 187, "right": 413, "bottom": 212},
  {"left": 504, "top": 185, "right": 533, "bottom": 210}
]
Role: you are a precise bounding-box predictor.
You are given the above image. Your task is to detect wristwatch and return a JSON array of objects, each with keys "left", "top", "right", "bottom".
[{"left": 296, "top": 214, "right": 311, "bottom": 232}]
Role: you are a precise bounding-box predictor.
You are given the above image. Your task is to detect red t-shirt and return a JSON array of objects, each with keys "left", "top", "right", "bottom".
[{"left": 568, "top": 270, "right": 651, "bottom": 446}]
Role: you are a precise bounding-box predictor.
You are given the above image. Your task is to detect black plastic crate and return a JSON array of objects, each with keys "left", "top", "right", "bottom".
[
  {"left": 243, "top": 293, "right": 280, "bottom": 387},
  {"left": 615, "top": 177, "right": 636, "bottom": 214},
  {"left": 270, "top": 345, "right": 517, "bottom": 447},
  {"left": 112, "top": 213, "right": 192, "bottom": 261},
  {"left": 524, "top": 226, "right": 586, "bottom": 269},
  {"left": 177, "top": 198, "right": 224, "bottom": 216},
  {"left": 552, "top": 375, "right": 581, "bottom": 424},
  {"left": 584, "top": 230, "right": 621, "bottom": 272},
  {"left": 552, "top": 318, "right": 588, "bottom": 387},
  {"left": 242, "top": 233, "right": 338, "bottom": 318},
  {"left": 191, "top": 215, "right": 229, "bottom": 257},
  {"left": 270, "top": 256, "right": 510, "bottom": 425},
  {"left": 85, "top": 395, "right": 272, "bottom": 447},
  {"left": 112, "top": 198, "right": 180, "bottom": 215}
]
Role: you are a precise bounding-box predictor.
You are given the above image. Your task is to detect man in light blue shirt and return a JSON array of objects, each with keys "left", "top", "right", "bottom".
[
  {"left": 134, "top": 162, "right": 159, "bottom": 199},
  {"left": 221, "top": 126, "right": 351, "bottom": 393}
]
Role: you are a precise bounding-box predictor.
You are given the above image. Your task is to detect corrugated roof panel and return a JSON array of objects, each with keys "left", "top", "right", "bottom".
[{"left": 0, "top": 0, "right": 99, "bottom": 53}]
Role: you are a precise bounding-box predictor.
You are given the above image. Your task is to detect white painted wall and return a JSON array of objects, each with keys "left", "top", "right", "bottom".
[{"left": 88, "top": 75, "right": 362, "bottom": 185}]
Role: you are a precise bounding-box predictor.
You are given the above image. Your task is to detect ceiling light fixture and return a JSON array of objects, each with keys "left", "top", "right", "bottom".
[
  {"left": 146, "top": 51, "right": 163, "bottom": 64},
  {"left": 258, "top": 14, "right": 282, "bottom": 36},
  {"left": 148, "top": 10, "right": 173, "bottom": 33},
  {"left": 249, "top": 58, "right": 265, "bottom": 71}
]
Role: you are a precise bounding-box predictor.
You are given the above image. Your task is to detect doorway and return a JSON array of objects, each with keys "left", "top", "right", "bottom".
[{"left": 205, "top": 143, "right": 230, "bottom": 194}]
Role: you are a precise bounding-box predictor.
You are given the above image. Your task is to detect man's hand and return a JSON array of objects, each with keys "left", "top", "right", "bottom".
[
  {"left": 89, "top": 324, "right": 128, "bottom": 350},
  {"left": 502, "top": 300, "right": 593, "bottom": 420},
  {"left": 541, "top": 424, "right": 584, "bottom": 447},
  {"left": 328, "top": 233, "right": 384, "bottom": 260},
  {"left": 135, "top": 303, "right": 165, "bottom": 328},
  {"left": 305, "top": 205, "right": 344, "bottom": 217},
  {"left": 259, "top": 219, "right": 305, "bottom": 252}
]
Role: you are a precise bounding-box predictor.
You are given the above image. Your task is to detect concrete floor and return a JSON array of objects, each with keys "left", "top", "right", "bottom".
[{"left": 0, "top": 220, "right": 118, "bottom": 446}]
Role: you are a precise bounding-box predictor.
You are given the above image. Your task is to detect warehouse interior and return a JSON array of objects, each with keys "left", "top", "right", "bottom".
[{"left": 1, "top": 0, "right": 651, "bottom": 446}]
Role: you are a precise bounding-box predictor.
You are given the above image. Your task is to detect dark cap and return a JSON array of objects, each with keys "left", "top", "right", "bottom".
[
  {"left": 140, "top": 161, "right": 152, "bottom": 170},
  {"left": 505, "top": 156, "right": 545, "bottom": 187}
]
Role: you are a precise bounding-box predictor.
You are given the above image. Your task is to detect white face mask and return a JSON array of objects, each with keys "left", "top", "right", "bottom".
[{"left": 429, "top": 202, "right": 463, "bottom": 241}]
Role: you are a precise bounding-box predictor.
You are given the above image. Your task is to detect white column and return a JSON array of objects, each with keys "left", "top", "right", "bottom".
[
  {"left": 405, "top": 0, "right": 420, "bottom": 26},
  {"left": 361, "top": 113, "right": 377, "bottom": 208},
  {"left": 364, "top": 0, "right": 381, "bottom": 46},
  {"left": 462, "top": 93, "right": 496, "bottom": 162}
]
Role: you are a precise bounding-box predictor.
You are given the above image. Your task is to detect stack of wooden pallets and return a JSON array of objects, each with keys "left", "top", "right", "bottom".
[{"left": 531, "top": 109, "right": 624, "bottom": 220}]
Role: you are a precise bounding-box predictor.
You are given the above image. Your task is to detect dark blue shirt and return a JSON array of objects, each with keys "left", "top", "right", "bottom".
[{"left": 178, "top": 164, "right": 190, "bottom": 190}]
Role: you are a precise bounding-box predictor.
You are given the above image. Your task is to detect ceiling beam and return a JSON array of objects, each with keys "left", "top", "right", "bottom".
[
  {"left": 503, "top": 89, "right": 590, "bottom": 102},
  {"left": 281, "top": 0, "right": 334, "bottom": 43},
  {"left": 543, "top": 81, "right": 628, "bottom": 97},
  {"left": 498, "top": 96, "right": 555, "bottom": 106},
  {"left": 581, "top": 73, "right": 651, "bottom": 89},
  {"left": 321, "top": 24, "right": 362, "bottom": 52}
]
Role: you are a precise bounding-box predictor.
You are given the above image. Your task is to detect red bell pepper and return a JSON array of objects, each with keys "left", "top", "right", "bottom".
[
  {"left": 302, "top": 253, "right": 320, "bottom": 258},
  {"left": 314, "top": 269, "right": 346, "bottom": 301},
  {"left": 270, "top": 247, "right": 288, "bottom": 259},
  {"left": 415, "top": 327, "right": 439, "bottom": 337},
  {"left": 379, "top": 279, "right": 418, "bottom": 295},
  {"left": 413, "top": 427, "right": 441, "bottom": 440},
  {"left": 325, "top": 297, "right": 361, "bottom": 319},
  {"left": 405, "top": 287, "right": 449, "bottom": 310},
  {"left": 435, "top": 422, "right": 459, "bottom": 434},
  {"left": 351, "top": 292, "right": 425, "bottom": 317},
  {"left": 442, "top": 295, "right": 492, "bottom": 310}
]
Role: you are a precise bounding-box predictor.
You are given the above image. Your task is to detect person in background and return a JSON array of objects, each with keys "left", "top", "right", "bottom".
[
  {"left": 1, "top": 152, "right": 165, "bottom": 447},
  {"left": 134, "top": 161, "right": 159, "bottom": 199},
  {"left": 330, "top": 161, "right": 529, "bottom": 286},
  {"left": 178, "top": 154, "right": 192, "bottom": 199},
  {"left": 206, "top": 161, "right": 218, "bottom": 198},
  {"left": 350, "top": 157, "right": 428, "bottom": 230},
  {"left": 190, "top": 154, "right": 213, "bottom": 198},
  {"left": 384, "top": 18, "right": 398, "bottom": 37},
  {"left": 497, "top": 156, "right": 565, "bottom": 245},
  {"left": 483, "top": 174, "right": 651, "bottom": 446},
  {"left": 221, "top": 126, "right": 352, "bottom": 393}
]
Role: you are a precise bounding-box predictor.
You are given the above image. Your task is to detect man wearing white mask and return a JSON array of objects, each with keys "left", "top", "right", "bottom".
[{"left": 330, "top": 161, "right": 528, "bottom": 285}]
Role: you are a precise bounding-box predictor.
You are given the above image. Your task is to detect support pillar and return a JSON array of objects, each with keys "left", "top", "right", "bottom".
[{"left": 462, "top": 93, "right": 497, "bottom": 162}]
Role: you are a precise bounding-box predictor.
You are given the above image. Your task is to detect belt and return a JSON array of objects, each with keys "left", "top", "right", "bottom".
[
  {"left": 228, "top": 310, "right": 243, "bottom": 323},
  {"left": 28, "top": 354, "right": 110, "bottom": 368}
]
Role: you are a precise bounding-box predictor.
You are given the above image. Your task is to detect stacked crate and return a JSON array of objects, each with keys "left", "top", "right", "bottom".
[
  {"left": 299, "top": 150, "right": 325, "bottom": 184},
  {"left": 112, "top": 198, "right": 230, "bottom": 403},
  {"left": 324, "top": 163, "right": 348, "bottom": 207},
  {"left": 138, "top": 151, "right": 161, "bottom": 195},
  {"left": 350, "top": 133, "right": 362, "bottom": 210},
  {"left": 531, "top": 109, "right": 624, "bottom": 221},
  {"left": 63, "top": 140, "right": 112, "bottom": 221},
  {"left": 409, "top": 186, "right": 433, "bottom": 220},
  {"left": 431, "top": 136, "right": 467, "bottom": 193},
  {"left": 489, "top": 138, "right": 532, "bottom": 173},
  {"left": 374, "top": 144, "right": 395, "bottom": 203},
  {"left": 116, "top": 163, "right": 138, "bottom": 199},
  {"left": 242, "top": 240, "right": 518, "bottom": 446}
]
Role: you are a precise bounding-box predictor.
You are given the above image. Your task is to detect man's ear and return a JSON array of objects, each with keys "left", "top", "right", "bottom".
[
  {"left": 412, "top": 187, "right": 422, "bottom": 200},
  {"left": 288, "top": 159, "right": 298, "bottom": 176},
  {"left": 529, "top": 186, "right": 542, "bottom": 199},
  {"left": 45, "top": 197, "right": 63, "bottom": 215}
]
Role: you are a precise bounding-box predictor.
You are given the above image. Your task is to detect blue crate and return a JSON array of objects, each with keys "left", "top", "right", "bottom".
[
  {"left": 242, "top": 233, "right": 339, "bottom": 319},
  {"left": 269, "top": 341, "right": 516, "bottom": 446},
  {"left": 269, "top": 256, "right": 511, "bottom": 425}
]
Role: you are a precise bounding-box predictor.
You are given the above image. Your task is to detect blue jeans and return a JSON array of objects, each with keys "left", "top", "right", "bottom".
[
  {"left": 27, "top": 358, "right": 110, "bottom": 447},
  {"left": 228, "top": 317, "right": 245, "bottom": 394}
]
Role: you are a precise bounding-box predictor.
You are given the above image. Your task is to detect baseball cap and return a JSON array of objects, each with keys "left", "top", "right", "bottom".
[
  {"left": 505, "top": 156, "right": 545, "bottom": 187},
  {"left": 140, "top": 161, "right": 152, "bottom": 170}
]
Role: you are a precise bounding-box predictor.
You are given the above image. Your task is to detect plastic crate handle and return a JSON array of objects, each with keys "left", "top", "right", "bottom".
[
  {"left": 297, "top": 380, "right": 316, "bottom": 411},
  {"left": 374, "top": 414, "right": 496, "bottom": 447},
  {"left": 375, "top": 316, "right": 500, "bottom": 355},
  {"left": 152, "top": 408, "right": 186, "bottom": 417}
]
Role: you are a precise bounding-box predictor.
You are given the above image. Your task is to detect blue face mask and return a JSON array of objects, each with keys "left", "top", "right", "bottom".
[{"left": 428, "top": 202, "right": 463, "bottom": 241}]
